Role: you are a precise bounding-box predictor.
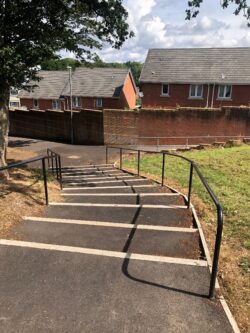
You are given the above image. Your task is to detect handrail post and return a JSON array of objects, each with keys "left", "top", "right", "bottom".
[
  {"left": 51, "top": 153, "right": 54, "bottom": 175},
  {"left": 55, "top": 154, "right": 59, "bottom": 180},
  {"left": 47, "top": 149, "right": 50, "bottom": 168},
  {"left": 161, "top": 153, "right": 165, "bottom": 186},
  {"left": 106, "top": 146, "right": 108, "bottom": 165},
  {"left": 120, "top": 148, "right": 122, "bottom": 170},
  {"left": 137, "top": 150, "right": 140, "bottom": 176},
  {"left": 42, "top": 158, "right": 49, "bottom": 205},
  {"left": 187, "top": 162, "right": 193, "bottom": 208},
  {"left": 58, "top": 155, "right": 63, "bottom": 190},
  {"left": 209, "top": 208, "right": 223, "bottom": 298}
]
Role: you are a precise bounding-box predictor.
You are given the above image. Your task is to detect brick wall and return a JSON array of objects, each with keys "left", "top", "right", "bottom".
[
  {"left": 9, "top": 109, "right": 104, "bottom": 144},
  {"left": 103, "top": 110, "right": 139, "bottom": 145},
  {"left": 103, "top": 107, "right": 250, "bottom": 145},
  {"left": 141, "top": 83, "right": 250, "bottom": 109},
  {"left": 10, "top": 107, "right": 250, "bottom": 146}
]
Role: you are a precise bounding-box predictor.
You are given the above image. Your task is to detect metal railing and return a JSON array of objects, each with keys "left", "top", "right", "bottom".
[
  {"left": 47, "top": 149, "right": 62, "bottom": 190},
  {"left": 106, "top": 146, "right": 223, "bottom": 299},
  {"left": 0, "top": 150, "right": 62, "bottom": 205}
]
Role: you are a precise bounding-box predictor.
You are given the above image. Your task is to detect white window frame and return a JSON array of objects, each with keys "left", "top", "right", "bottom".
[
  {"left": 52, "top": 99, "right": 61, "bottom": 110},
  {"left": 217, "top": 85, "right": 232, "bottom": 100},
  {"left": 72, "top": 96, "right": 81, "bottom": 108},
  {"left": 161, "top": 84, "right": 169, "bottom": 96},
  {"left": 33, "top": 99, "right": 39, "bottom": 108},
  {"left": 95, "top": 98, "right": 103, "bottom": 108},
  {"left": 189, "top": 84, "right": 203, "bottom": 99}
]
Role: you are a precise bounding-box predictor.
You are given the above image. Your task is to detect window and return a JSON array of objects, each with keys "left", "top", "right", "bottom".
[
  {"left": 52, "top": 99, "right": 61, "bottom": 109},
  {"left": 218, "top": 85, "right": 232, "bottom": 99},
  {"left": 10, "top": 89, "right": 18, "bottom": 96},
  {"left": 161, "top": 84, "right": 169, "bottom": 96},
  {"left": 33, "top": 99, "right": 39, "bottom": 108},
  {"left": 72, "top": 96, "right": 81, "bottom": 107},
  {"left": 9, "top": 101, "right": 19, "bottom": 107},
  {"left": 189, "top": 84, "right": 203, "bottom": 98},
  {"left": 95, "top": 98, "right": 103, "bottom": 108}
]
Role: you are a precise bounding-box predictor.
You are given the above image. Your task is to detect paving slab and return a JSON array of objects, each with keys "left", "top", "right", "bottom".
[
  {"left": 44, "top": 205, "right": 193, "bottom": 227},
  {"left": 10, "top": 220, "right": 200, "bottom": 258},
  {"left": 0, "top": 245, "right": 233, "bottom": 333}
]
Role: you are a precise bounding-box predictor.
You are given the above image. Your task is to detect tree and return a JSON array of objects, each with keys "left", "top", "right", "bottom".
[
  {"left": 0, "top": 0, "right": 132, "bottom": 177},
  {"left": 186, "top": 0, "right": 250, "bottom": 25},
  {"left": 41, "top": 58, "right": 82, "bottom": 71}
]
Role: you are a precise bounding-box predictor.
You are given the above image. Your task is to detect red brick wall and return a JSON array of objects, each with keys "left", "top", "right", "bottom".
[
  {"left": 141, "top": 83, "right": 250, "bottom": 109},
  {"left": 120, "top": 73, "right": 136, "bottom": 109},
  {"left": 103, "top": 109, "right": 138, "bottom": 144},
  {"left": 20, "top": 94, "right": 134, "bottom": 111},
  {"left": 103, "top": 107, "right": 250, "bottom": 145}
]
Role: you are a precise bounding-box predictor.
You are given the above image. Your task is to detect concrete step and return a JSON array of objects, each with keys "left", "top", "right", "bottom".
[
  {"left": 10, "top": 219, "right": 200, "bottom": 259},
  {"left": 61, "top": 193, "right": 185, "bottom": 205},
  {"left": 62, "top": 185, "right": 163, "bottom": 194},
  {"left": 44, "top": 205, "right": 193, "bottom": 227},
  {"left": 62, "top": 179, "right": 153, "bottom": 187},
  {"left": 62, "top": 175, "right": 138, "bottom": 182}
]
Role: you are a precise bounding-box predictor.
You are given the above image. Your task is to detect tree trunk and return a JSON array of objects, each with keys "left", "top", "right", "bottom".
[{"left": 0, "top": 84, "right": 10, "bottom": 180}]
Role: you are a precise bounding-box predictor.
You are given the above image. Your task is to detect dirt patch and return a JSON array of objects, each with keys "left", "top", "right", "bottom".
[{"left": 0, "top": 147, "right": 63, "bottom": 238}]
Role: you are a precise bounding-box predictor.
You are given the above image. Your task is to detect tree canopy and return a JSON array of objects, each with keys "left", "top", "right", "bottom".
[
  {"left": 41, "top": 58, "right": 143, "bottom": 85},
  {"left": 0, "top": 0, "right": 132, "bottom": 172},
  {"left": 0, "top": 0, "right": 133, "bottom": 90},
  {"left": 186, "top": 0, "right": 250, "bottom": 25}
]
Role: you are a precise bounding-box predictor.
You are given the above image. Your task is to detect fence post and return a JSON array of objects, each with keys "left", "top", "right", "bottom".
[
  {"left": 47, "top": 149, "right": 50, "bottom": 168},
  {"left": 137, "top": 150, "right": 140, "bottom": 176},
  {"left": 42, "top": 158, "right": 49, "bottom": 205},
  {"left": 187, "top": 163, "right": 193, "bottom": 208},
  {"left": 120, "top": 148, "right": 122, "bottom": 170},
  {"left": 161, "top": 153, "right": 165, "bottom": 186}
]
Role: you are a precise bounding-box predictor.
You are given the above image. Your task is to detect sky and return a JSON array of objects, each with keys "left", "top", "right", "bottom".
[{"left": 62, "top": 0, "right": 250, "bottom": 63}]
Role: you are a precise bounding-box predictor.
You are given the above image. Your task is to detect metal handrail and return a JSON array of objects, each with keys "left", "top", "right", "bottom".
[
  {"left": 0, "top": 150, "right": 62, "bottom": 204},
  {"left": 106, "top": 146, "right": 223, "bottom": 299},
  {"left": 47, "top": 149, "right": 62, "bottom": 190}
]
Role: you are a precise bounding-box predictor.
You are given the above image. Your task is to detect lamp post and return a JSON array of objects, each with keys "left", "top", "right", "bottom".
[{"left": 67, "top": 66, "right": 74, "bottom": 144}]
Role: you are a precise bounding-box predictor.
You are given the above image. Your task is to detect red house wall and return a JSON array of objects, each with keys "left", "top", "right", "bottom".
[
  {"left": 141, "top": 83, "right": 250, "bottom": 109},
  {"left": 120, "top": 73, "right": 136, "bottom": 109}
]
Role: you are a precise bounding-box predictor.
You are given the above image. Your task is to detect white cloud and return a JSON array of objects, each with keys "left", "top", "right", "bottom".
[{"left": 90, "top": 1, "right": 250, "bottom": 62}]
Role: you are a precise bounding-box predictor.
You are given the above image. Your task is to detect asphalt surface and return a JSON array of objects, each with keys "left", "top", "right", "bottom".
[{"left": 1, "top": 139, "right": 235, "bottom": 332}]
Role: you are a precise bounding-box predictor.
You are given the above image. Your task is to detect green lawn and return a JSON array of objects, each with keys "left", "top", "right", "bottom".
[{"left": 123, "top": 145, "right": 250, "bottom": 249}]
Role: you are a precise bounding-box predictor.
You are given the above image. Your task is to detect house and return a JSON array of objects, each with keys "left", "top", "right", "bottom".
[
  {"left": 9, "top": 88, "right": 20, "bottom": 108},
  {"left": 19, "top": 68, "right": 137, "bottom": 111},
  {"left": 139, "top": 48, "right": 250, "bottom": 109}
]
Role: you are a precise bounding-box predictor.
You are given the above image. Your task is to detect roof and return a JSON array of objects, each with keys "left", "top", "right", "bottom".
[
  {"left": 18, "top": 71, "right": 70, "bottom": 99},
  {"left": 19, "top": 68, "right": 132, "bottom": 99},
  {"left": 139, "top": 48, "right": 250, "bottom": 85}
]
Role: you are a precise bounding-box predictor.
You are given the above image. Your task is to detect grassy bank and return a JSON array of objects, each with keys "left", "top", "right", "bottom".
[{"left": 123, "top": 145, "right": 250, "bottom": 332}]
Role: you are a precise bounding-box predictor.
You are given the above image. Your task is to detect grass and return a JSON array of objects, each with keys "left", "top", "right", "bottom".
[{"left": 123, "top": 144, "right": 250, "bottom": 333}]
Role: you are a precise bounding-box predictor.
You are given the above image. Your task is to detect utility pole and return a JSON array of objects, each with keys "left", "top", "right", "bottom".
[{"left": 67, "top": 66, "right": 74, "bottom": 144}]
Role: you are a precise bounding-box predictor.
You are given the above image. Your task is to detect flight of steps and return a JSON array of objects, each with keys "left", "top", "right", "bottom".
[{"left": 10, "top": 164, "right": 207, "bottom": 265}]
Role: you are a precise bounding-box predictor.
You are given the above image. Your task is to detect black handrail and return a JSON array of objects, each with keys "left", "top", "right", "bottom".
[
  {"left": 106, "top": 146, "right": 223, "bottom": 299},
  {"left": 47, "top": 149, "right": 62, "bottom": 190},
  {"left": 0, "top": 150, "right": 62, "bottom": 205}
]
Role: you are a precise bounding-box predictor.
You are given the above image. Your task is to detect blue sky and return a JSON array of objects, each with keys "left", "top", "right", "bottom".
[
  {"left": 62, "top": 0, "right": 250, "bottom": 63},
  {"left": 99, "top": 0, "right": 250, "bottom": 62}
]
